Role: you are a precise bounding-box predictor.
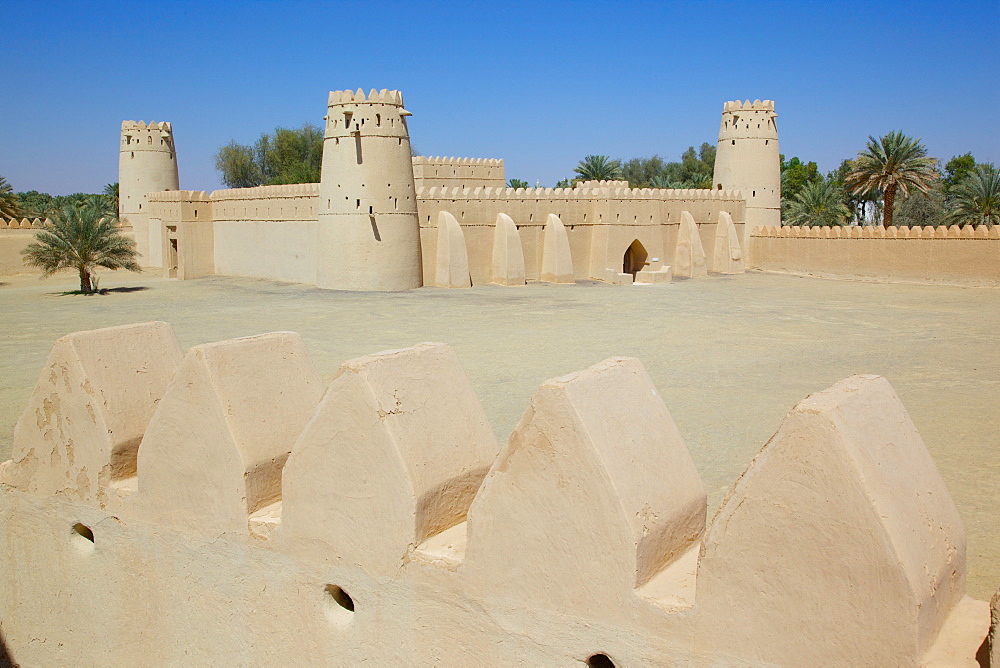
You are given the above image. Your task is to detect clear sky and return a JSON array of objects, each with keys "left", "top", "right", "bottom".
[{"left": 2, "top": 0, "right": 997, "bottom": 195}]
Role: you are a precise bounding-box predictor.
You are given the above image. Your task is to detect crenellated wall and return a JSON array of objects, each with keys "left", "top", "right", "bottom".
[
  {"left": 415, "top": 185, "right": 745, "bottom": 283},
  {"left": 0, "top": 219, "right": 45, "bottom": 275},
  {"left": 0, "top": 322, "right": 990, "bottom": 664},
  {"left": 411, "top": 156, "right": 505, "bottom": 190},
  {"left": 750, "top": 224, "right": 1000, "bottom": 285},
  {"left": 138, "top": 183, "right": 746, "bottom": 286}
]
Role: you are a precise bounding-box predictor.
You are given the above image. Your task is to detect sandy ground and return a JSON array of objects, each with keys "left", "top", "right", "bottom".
[{"left": 0, "top": 269, "right": 997, "bottom": 600}]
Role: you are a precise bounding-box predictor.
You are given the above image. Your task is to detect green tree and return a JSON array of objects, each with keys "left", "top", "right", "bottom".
[
  {"left": 15, "top": 191, "right": 95, "bottom": 219},
  {"left": 829, "top": 159, "right": 881, "bottom": 225},
  {"left": 0, "top": 176, "right": 22, "bottom": 218},
  {"left": 574, "top": 155, "right": 622, "bottom": 181},
  {"left": 944, "top": 164, "right": 1000, "bottom": 228},
  {"left": 845, "top": 131, "right": 937, "bottom": 228},
  {"left": 21, "top": 200, "right": 141, "bottom": 293},
  {"left": 894, "top": 183, "right": 946, "bottom": 228},
  {"left": 780, "top": 156, "right": 822, "bottom": 203},
  {"left": 215, "top": 124, "right": 324, "bottom": 188},
  {"left": 103, "top": 182, "right": 119, "bottom": 215},
  {"left": 942, "top": 153, "right": 976, "bottom": 192},
  {"left": 783, "top": 179, "right": 851, "bottom": 227},
  {"left": 507, "top": 179, "right": 529, "bottom": 189},
  {"left": 621, "top": 155, "right": 666, "bottom": 188}
]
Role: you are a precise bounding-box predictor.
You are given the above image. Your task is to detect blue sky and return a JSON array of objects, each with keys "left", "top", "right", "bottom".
[{"left": 2, "top": 0, "right": 997, "bottom": 195}]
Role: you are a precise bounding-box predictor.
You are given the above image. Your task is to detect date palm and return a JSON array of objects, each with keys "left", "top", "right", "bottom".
[
  {"left": 0, "top": 176, "right": 21, "bottom": 219},
  {"left": 783, "top": 179, "right": 851, "bottom": 227},
  {"left": 845, "top": 131, "right": 937, "bottom": 228},
  {"left": 945, "top": 164, "right": 1000, "bottom": 228},
  {"left": 574, "top": 155, "right": 622, "bottom": 182},
  {"left": 21, "top": 199, "right": 141, "bottom": 293}
]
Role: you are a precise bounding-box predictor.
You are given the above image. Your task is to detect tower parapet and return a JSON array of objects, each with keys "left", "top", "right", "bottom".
[
  {"left": 316, "top": 88, "right": 422, "bottom": 290},
  {"left": 119, "top": 121, "right": 179, "bottom": 265},
  {"left": 712, "top": 100, "right": 780, "bottom": 249}
]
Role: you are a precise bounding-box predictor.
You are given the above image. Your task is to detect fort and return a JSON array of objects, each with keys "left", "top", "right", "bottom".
[{"left": 0, "top": 88, "right": 998, "bottom": 663}]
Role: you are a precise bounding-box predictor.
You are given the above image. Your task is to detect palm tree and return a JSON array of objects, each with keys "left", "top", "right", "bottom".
[
  {"left": 103, "top": 182, "right": 120, "bottom": 216},
  {"left": 21, "top": 200, "right": 141, "bottom": 293},
  {"left": 845, "top": 131, "right": 937, "bottom": 228},
  {"left": 945, "top": 164, "right": 1000, "bottom": 228},
  {"left": 0, "top": 176, "right": 22, "bottom": 219},
  {"left": 574, "top": 155, "right": 622, "bottom": 182},
  {"left": 507, "top": 178, "right": 529, "bottom": 189},
  {"left": 783, "top": 180, "right": 851, "bottom": 226}
]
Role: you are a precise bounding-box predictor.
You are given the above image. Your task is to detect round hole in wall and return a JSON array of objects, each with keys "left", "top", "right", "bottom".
[
  {"left": 323, "top": 585, "right": 355, "bottom": 626},
  {"left": 71, "top": 522, "right": 95, "bottom": 554},
  {"left": 586, "top": 654, "right": 615, "bottom": 667}
]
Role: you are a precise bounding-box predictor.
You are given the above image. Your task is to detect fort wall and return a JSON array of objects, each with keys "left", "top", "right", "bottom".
[
  {"left": 414, "top": 186, "right": 745, "bottom": 283},
  {"left": 750, "top": 225, "right": 1000, "bottom": 285},
  {"left": 0, "top": 220, "right": 45, "bottom": 275},
  {"left": 412, "top": 156, "right": 505, "bottom": 190},
  {"left": 0, "top": 322, "right": 991, "bottom": 664}
]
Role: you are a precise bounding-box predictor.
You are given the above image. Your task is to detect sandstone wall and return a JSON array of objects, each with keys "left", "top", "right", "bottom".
[
  {"left": 0, "top": 323, "right": 990, "bottom": 665},
  {"left": 750, "top": 224, "right": 1000, "bottom": 285},
  {"left": 412, "top": 156, "right": 505, "bottom": 190},
  {"left": 415, "top": 186, "right": 745, "bottom": 283},
  {"left": 0, "top": 220, "right": 43, "bottom": 275}
]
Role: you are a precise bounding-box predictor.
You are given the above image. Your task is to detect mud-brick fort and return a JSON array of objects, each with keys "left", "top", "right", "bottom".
[{"left": 0, "top": 89, "right": 998, "bottom": 664}]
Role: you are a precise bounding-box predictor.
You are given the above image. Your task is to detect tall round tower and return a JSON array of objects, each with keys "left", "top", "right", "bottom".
[
  {"left": 119, "top": 121, "right": 179, "bottom": 264},
  {"left": 713, "top": 100, "right": 780, "bottom": 247},
  {"left": 316, "top": 88, "right": 422, "bottom": 291}
]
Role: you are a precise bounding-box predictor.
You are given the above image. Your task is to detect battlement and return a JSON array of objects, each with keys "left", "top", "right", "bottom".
[
  {"left": 578, "top": 180, "right": 631, "bottom": 188},
  {"left": 722, "top": 99, "right": 775, "bottom": 112},
  {"left": 147, "top": 189, "right": 209, "bottom": 202},
  {"left": 0, "top": 322, "right": 989, "bottom": 664},
  {"left": 0, "top": 217, "right": 46, "bottom": 229},
  {"left": 754, "top": 224, "right": 1000, "bottom": 239},
  {"left": 416, "top": 185, "right": 743, "bottom": 201},
  {"left": 209, "top": 183, "right": 320, "bottom": 200},
  {"left": 121, "top": 120, "right": 173, "bottom": 132},
  {"left": 327, "top": 87, "right": 405, "bottom": 106},
  {"left": 412, "top": 156, "right": 504, "bottom": 167}
]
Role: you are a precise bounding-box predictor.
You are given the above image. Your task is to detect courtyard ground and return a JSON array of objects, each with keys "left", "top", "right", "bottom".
[{"left": 0, "top": 270, "right": 997, "bottom": 600}]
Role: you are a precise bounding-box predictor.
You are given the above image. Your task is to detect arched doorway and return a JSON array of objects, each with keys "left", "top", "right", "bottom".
[{"left": 622, "top": 239, "right": 648, "bottom": 279}]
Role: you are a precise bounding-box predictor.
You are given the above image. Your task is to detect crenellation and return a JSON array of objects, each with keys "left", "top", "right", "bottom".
[{"left": 0, "top": 324, "right": 989, "bottom": 664}]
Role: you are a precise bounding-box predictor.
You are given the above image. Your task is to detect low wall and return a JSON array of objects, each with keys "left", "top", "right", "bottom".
[
  {"left": 0, "top": 227, "right": 39, "bottom": 275},
  {"left": 416, "top": 186, "right": 745, "bottom": 283},
  {"left": 0, "top": 322, "right": 990, "bottom": 664},
  {"left": 750, "top": 225, "right": 1000, "bottom": 285}
]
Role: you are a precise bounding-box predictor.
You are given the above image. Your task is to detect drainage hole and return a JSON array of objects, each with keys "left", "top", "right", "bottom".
[
  {"left": 586, "top": 654, "right": 615, "bottom": 667},
  {"left": 72, "top": 523, "right": 94, "bottom": 543},
  {"left": 325, "top": 584, "right": 354, "bottom": 612}
]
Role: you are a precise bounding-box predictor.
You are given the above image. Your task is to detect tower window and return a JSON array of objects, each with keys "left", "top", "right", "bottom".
[{"left": 732, "top": 140, "right": 735, "bottom": 145}]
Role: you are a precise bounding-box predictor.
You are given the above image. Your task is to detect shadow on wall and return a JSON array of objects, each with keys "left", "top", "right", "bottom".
[{"left": 0, "top": 628, "right": 17, "bottom": 668}]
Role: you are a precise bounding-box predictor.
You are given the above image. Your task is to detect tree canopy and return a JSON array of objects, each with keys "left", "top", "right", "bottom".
[
  {"left": 845, "top": 131, "right": 937, "bottom": 228},
  {"left": 573, "top": 155, "right": 622, "bottom": 182},
  {"left": 0, "top": 176, "right": 21, "bottom": 218},
  {"left": 783, "top": 180, "right": 851, "bottom": 227},
  {"left": 215, "top": 124, "right": 324, "bottom": 188},
  {"left": 944, "top": 164, "right": 1000, "bottom": 228},
  {"left": 21, "top": 199, "right": 141, "bottom": 293}
]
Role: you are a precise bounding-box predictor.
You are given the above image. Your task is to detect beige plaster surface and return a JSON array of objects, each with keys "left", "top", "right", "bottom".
[{"left": 0, "top": 271, "right": 997, "bottom": 602}]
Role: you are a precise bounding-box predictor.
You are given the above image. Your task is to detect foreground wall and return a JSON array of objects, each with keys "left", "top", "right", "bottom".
[
  {"left": 0, "top": 322, "right": 990, "bottom": 665},
  {"left": 750, "top": 224, "right": 1000, "bottom": 285}
]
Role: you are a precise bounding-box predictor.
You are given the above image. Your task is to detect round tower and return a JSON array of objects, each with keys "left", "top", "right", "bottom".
[
  {"left": 119, "top": 121, "right": 179, "bottom": 264},
  {"left": 316, "top": 88, "right": 422, "bottom": 291},
  {"left": 713, "top": 100, "right": 780, "bottom": 247}
]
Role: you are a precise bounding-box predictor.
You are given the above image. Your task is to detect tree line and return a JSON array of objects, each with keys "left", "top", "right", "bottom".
[
  {"left": 0, "top": 179, "right": 118, "bottom": 221},
  {"left": 520, "top": 134, "right": 997, "bottom": 229},
  {"left": 208, "top": 123, "right": 998, "bottom": 229}
]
